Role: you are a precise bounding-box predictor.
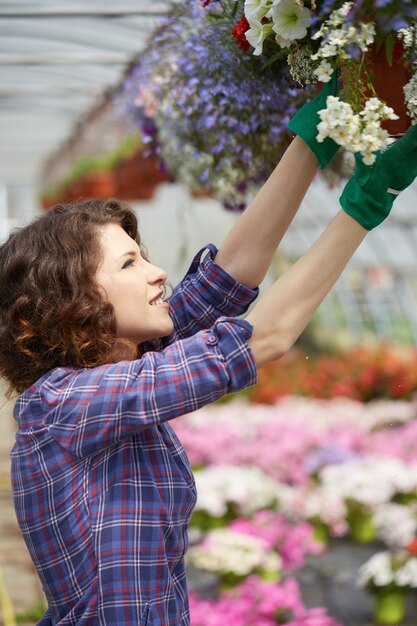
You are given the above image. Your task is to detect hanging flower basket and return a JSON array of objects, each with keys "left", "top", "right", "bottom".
[
  {"left": 369, "top": 40, "right": 412, "bottom": 135},
  {"left": 240, "top": 0, "right": 417, "bottom": 165},
  {"left": 115, "top": 151, "right": 171, "bottom": 201},
  {"left": 83, "top": 171, "right": 117, "bottom": 198},
  {"left": 342, "top": 37, "right": 413, "bottom": 137},
  {"left": 373, "top": 588, "right": 406, "bottom": 625}
]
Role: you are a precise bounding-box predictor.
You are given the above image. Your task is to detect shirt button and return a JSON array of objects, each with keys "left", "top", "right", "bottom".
[{"left": 206, "top": 333, "right": 218, "bottom": 346}]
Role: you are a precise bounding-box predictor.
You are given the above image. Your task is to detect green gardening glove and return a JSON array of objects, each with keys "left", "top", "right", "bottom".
[
  {"left": 340, "top": 123, "right": 417, "bottom": 231},
  {"left": 287, "top": 71, "right": 341, "bottom": 170}
]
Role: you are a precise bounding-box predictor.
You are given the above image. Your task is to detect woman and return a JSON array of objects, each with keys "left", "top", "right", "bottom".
[{"left": 1, "top": 82, "right": 417, "bottom": 624}]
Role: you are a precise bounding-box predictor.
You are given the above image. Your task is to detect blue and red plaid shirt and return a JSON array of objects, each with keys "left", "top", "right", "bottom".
[{"left": 11, "top": 245, "right": 258, "bottom": 626}]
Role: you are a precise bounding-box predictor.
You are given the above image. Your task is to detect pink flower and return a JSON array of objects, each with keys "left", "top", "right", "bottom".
[
  {"left": 189, "top": 576, "right": 342, "bottom": 625},
  {"left": 229, "top": 510, "right": 323, "bottom": 570}
]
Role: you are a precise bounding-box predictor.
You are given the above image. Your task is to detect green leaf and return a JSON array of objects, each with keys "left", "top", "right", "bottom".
[
  {"left": 374, "top": 32, "right": 385, "bottom": 53},
  {"left": 231, "top": 2, "right": 239, "bottom": 19},
  {"left": 384, "top": 33, "right": 395, "bottom": 66},
  {"left": 207, "top": 11, "right": 225, "bottom": 19},
  {"left": 262, "top": 51, "right": 284, "bottom": 69}
]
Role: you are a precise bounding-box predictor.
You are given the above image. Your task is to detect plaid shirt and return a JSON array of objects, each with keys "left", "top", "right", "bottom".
[{"left": 11, "top": 245, "right": 258, "bottom": 626}]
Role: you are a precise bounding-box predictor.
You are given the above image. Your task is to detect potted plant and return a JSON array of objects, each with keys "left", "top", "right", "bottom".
[
  {"left": 357, "top": 549, "right": 417, "bottom": 624},
  {"left": 116, "top": 0, "right": 306, "bottom": 211},
  {"left": 237, "top": 0, "right": 417, "bottom": 163}
]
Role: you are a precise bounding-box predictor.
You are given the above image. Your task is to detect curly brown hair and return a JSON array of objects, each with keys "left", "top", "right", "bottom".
[{"left": 0, "top": 198, "right": 142, "bottom": 395}]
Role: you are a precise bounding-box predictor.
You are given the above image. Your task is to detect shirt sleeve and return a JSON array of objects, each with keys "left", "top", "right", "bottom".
[
  {"left": 40, "top": 317, "right": 257, "bottom": 459},
  {"left": 164, "top": 244, "right": 259, "bottom": 343}
]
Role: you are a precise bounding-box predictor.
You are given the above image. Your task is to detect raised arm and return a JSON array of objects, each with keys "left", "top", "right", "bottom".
[
  {"left": 247, "top": 124, "right": 417, "bottom": 366},
  {"left": 246, "top": 210, "right": 366, "bottom": 365},
  {"left": 215, "top": 73, "right": 341, "bottom": 288},
  {"left": 214, "top": 136, "right": 319, "bottom": 288}
]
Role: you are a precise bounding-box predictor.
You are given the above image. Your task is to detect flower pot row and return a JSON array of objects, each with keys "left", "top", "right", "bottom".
[{"left": 41, "top": 151, "right": 171, "bottom": 209}]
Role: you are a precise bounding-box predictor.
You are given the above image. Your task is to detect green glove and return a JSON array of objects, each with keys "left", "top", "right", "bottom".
[
  {"left": 287, "top": 71, "right": 341, "bottom": 170},
  {"left": 340, "top": 124, "right": 417, "bottom": 231}
]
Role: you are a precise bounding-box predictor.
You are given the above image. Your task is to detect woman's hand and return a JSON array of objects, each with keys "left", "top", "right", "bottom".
[
  {"left": 340, "top": 124, "right": 417, "bottom": 230},
  {"left": 287, "top": 71, "right": 341, "bottom": 170}
]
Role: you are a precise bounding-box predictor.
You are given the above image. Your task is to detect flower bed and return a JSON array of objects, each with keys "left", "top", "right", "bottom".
[
  {"left": 249, "top": 345, "right": 417, "bottom": 403},
  {"left": 189, "top": 576, "right": 342, "bottom": 626},
  {"left": 174, "top": 394, "right": 417, "bottom": 623}
]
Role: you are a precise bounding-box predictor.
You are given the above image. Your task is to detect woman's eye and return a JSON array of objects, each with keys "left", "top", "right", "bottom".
[{"left": 122, "top": 259, "right": 134, "bottom": 269}]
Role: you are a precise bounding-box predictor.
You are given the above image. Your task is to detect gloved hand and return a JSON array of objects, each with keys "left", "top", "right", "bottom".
[
  {"left": 340, "top": 123, "right": 417, "bottom": 231},
  {"left": 287, "top": 71, "right": 341, "bottom": 170}
]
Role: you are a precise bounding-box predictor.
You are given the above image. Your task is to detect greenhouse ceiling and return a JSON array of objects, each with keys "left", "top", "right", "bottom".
[{"left": 0, "top": 0, "right": 174, "bottom": 185}]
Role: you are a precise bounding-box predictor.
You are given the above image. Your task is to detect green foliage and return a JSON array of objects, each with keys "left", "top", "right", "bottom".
[
  {"left": 41, "top": 133, "right": 142, "bottom": 201},
  {"left": 16, "top": 600, "right": 47, "bottom": 623}
]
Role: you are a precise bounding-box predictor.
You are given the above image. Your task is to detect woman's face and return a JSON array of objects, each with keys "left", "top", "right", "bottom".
[{"left": 95, "top": 223, "right": 174, "bottom": 344}]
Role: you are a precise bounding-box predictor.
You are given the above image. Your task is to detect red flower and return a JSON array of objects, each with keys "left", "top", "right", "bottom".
[
  {"left": 406, "top": 538, "right": 417, "bottom": 555},
  {"left": 232, "top": 15, "right": 251, "bottom": 52},
  {"left": 200, "top": 0, "right": 211, "bottom": 6}
]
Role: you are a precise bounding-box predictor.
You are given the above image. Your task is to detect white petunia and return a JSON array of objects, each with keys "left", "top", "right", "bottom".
[
  {"left": 374, "top": 503, "right": 417, "bottom": 549},
  {"left": 194, "top": 465, "right": 281, "bottom": 516},
  {"left": 275, "top": 33, "right": 294, "bottom": 48},
  {"left": 271, "top": 0, "right": 311, "bottom": 44},
  {"left": 245, "top": 18, "right": 274, "bottom": 55},
  {"left": 244, "top": 0, "right": 271, "bottom": 22},
  {"left": 357, "top": 551, "right": 393, "bottom": 588},
  {"left": 396, "top": 558, "right": 417, "bottom": 587},
  {"left": 187, "top": 527, "right": 282, "bottom": 577}
]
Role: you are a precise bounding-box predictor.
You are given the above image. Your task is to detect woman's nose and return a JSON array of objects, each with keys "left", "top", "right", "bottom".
[{"left": 147, "top": 262, "right": 167, "bottom": 285}]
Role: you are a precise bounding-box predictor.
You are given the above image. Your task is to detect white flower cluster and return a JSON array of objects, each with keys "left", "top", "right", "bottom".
[
  {"left": 399, "top": 25, "right": 417, "bottom": 125},
  {"left": 187, "top": 527, "right": 282, "bottom": 576},
  {"left": 320, "top": 458, "right": 417, "bottom": 510},
  {"left": 316, "top": 95, "right": 398, "bottom": 165},
  {"left": 404, "top": 72, "right": 417, "bottom": 124},
  {"left": 399, "top": 25, "right": 417, "bottom": 52},
  {"left": 311, "top": 2, "right": 375, "bottom": 83},
  {"left": 183, "top": 396, "right": 417, "bottom": 433},
  {"left": 357, "top": 551, "right": 417, "bottom": 589},
  {"left": 244, "top": 0, "right": 312, "bottom": 56},
  {"left": 193, "top": 464, "right": 281, "bottom": 517},
  {"left": 288, "top": 46, "right": 319, "bottom": 85},
  {"left": 277, "top": 482, "right": 348, "bottom": 534},
  {"left": 374, "top": 503, "right": 417, "bottom": 549}
]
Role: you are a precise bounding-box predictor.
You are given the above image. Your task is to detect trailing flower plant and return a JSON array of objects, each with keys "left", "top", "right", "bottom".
[
  {"left": 117, "top": 0, "right": 308, "bottom": 210},
  {"left": 118, "top": 1, "right": 416, "bottom": 206},
  {"left": 229, "top": 0, "right": 417, "bottom": 164}
]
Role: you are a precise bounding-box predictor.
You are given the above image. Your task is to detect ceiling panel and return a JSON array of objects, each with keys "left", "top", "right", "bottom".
[{"left": 0, "top": 1, "right": 172, "bottom": 185}]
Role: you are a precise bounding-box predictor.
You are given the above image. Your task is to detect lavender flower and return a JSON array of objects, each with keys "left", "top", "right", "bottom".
[
  {"left": 304, "top": 442, "right": 362, "bottom": 475},
  {"left": 116, "top": 0, "right": 307, "bottom": 209},
  {"left": 116, "top": 0, "right": 417, "bottom": 207}
]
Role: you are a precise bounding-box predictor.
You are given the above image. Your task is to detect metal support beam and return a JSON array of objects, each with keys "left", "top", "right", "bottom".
[
  {"left": 0, "top": 52, "right": 130, "bottom": 64},
  {"left": 0, "top": 5, "right": 170, "bottom": 17},
  {"left": 0, "top": 84, "right": 104, "bottom": 95}
]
